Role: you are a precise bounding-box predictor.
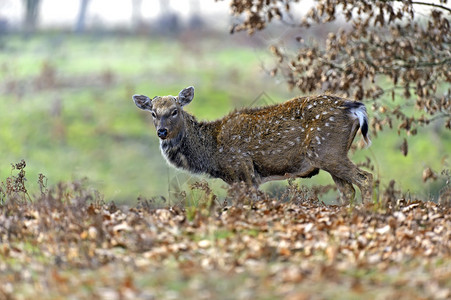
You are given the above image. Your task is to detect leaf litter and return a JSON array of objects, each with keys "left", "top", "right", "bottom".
[{"left": 0, "top": 164, "right": 450, "bottom": 299}]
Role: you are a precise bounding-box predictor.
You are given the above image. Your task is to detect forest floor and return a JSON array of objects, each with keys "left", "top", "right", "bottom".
[{"left": 1, "top": 162, "right": 450, "bottom": 300}]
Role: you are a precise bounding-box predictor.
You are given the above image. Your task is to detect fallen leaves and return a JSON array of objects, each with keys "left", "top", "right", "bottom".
[
  {"left": 1, "top": 185, "right": 451, "bottom": 299},
  {"left": 423, "top": 167, "right": 438, "bottom": 182}
]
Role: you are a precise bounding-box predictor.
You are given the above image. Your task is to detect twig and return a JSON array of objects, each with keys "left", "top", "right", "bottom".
[{"left": 411, "top": 1, "right": 451, "bottom": 14}]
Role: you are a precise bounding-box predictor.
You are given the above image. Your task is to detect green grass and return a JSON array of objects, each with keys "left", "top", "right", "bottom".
[{"left": 0, "top": 32, "right": 450, "bottom": 203}]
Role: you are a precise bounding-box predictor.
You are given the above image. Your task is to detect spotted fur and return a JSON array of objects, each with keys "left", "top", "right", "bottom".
[{"left": 133, "top": 87, "right": 373, "bottom": 203}]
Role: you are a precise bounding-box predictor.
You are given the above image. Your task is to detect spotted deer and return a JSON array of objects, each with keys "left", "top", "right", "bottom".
[{"left": 133, "top": 86, "right": 373, "bottom": 203}]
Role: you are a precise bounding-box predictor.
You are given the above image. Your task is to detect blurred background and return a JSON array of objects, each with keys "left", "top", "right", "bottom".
[{"left": 1, "top": 0, "right": 450, "bottom": 204}]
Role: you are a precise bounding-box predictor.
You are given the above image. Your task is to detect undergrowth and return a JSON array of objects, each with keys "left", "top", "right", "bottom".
[
  {"left": 2, "top": 160, "right": 450, "bottom": 212},
  {"left": 1, "top": 160, "right": 451, "bottom": 299}
]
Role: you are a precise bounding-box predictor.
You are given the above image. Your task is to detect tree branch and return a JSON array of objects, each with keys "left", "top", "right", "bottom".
[
  {"left": 394, "top": 57, "right": 451, "bottom": 69},
  {"left": 411, "top": 1, "right": 451, "bottom": 14}
]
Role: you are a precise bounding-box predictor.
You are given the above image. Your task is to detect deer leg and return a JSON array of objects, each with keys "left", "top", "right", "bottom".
[
  {"left": 352, "top": 168, "right": 373, "bottom": 202},
  {"left": 322, "top": 159, "right": 373, "bottom": 203},
  {"left": 331, "top": 175, "right": 355, "bottom": 204},
  {"left": 237, "top": 158, "right": 260, "bottom": 188}
]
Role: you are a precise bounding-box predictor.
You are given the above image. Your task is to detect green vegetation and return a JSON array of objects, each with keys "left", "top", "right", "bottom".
[{"left": 0, "top": 33, "right": 450, "bottom": 203}]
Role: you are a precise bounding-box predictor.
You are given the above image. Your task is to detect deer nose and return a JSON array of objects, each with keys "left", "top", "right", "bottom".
[{"left": 157, "top": 128, "right": 168, "bottom": 139}]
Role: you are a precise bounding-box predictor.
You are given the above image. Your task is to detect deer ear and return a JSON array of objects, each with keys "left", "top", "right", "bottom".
[
  {"left": 133, "top": 94, "right": 152, "bottom": 111},
  {"left": 178, "top": 86, "right": 194, "bottom": 107}
]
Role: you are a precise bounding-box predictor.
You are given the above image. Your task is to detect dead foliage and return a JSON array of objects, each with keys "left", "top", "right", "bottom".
[{"left": 1, "top": 161, "right": 450, "bottom": 299}]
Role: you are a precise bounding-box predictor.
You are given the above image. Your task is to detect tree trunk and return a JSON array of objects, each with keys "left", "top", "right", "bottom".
[
  {"left": 131, "top": 0, "right": 143, "bottom": 31},
  {"left": 75, "top": 0, "right": 90, "bottom": 33},
  {"left": 23, "top": 0, "right": 41, "bottom": 33}
]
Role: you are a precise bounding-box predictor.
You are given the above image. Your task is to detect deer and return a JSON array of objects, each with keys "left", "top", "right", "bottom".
[{"left": 133, "top": 86, "right": 373, "bottom": 203}]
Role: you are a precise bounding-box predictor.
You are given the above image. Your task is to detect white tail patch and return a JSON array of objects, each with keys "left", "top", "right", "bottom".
[
  {"left": 350, "top": 106, "right": 366, "bottom": 129},
  {"left": 349, "top": 105, "right": 371, "bottom": 147}
]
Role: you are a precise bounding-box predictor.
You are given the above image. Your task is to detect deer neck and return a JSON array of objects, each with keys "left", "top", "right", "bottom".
[{"left": 160, "top": 113, "right": 217, "bottom": 175}]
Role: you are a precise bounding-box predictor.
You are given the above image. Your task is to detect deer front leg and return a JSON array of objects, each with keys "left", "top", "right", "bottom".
[
  {"left": 239, "top": 158, "right": 260, "bottom": 188},
  {"left": 221, "top": 157, "right": 259, "bottom": 187}
]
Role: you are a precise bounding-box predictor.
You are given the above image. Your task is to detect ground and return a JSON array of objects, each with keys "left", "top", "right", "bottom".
[{"left": 1, "top": 171, "right": 450, "bottom": 299}]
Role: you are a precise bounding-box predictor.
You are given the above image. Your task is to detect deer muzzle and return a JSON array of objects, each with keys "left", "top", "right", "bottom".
[{"left": 157, "top": 128, "right": 168, "bottom": 139}]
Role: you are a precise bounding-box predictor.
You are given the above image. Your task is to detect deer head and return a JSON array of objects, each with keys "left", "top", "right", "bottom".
[{"left": 133, "top": 86, "right": 194, "bottom": 140}]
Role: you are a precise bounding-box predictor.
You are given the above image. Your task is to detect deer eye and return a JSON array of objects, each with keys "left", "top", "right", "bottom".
[
  {"left": 151, "top": 111, "right": 157, "bottom": 118},
  {"left": 171, "top": 109, "right": 178, "bottom": 117}
]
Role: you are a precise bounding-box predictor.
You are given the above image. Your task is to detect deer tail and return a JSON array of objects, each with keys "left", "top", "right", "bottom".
[{"left": 344, "top": 101, "right": 371, "bottom": 147}]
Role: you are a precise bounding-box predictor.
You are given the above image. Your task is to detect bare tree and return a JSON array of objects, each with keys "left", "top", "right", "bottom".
[
  {"left": 131, "top": 0, "right": 143, "bottom": 31},
  {"left": 189, "top": 0, "right": 204, "bottom": 29},
  {"left": 75, "top": 0, "right": 90, "bottom": 33},
  {"left": 23, "top": 0, "right": 41, "bottom": 32},
  {"left": 224, "top": 0, "right": 451, "bottom": 145},
  {"left": 157, "top": 0, "right": 180, "bottom": 33}
]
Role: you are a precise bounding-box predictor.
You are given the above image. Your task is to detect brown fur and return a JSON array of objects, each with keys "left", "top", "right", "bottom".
[{"left": 133, "top": 87, "right": 373, "bottom": 203}]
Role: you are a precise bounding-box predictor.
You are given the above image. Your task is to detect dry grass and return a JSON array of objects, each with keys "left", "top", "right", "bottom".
[{"left": 1, "top": 161, "right": 450, "bottom": 299}]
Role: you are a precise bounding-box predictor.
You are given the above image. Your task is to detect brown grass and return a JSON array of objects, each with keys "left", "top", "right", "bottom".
[{"left": 1, "top": 161, "right": 450, "bottom": 299}]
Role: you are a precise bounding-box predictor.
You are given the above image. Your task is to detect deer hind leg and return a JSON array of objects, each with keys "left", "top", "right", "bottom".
[
  {"left": 331, "top": 175, "right": 355, "bottom": 204},
  {"left": 352, "top": 168, "right": 373, "bottom": 202},
  {"left": 323, "top": 158, "right": 373, "bottom": 203}
]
